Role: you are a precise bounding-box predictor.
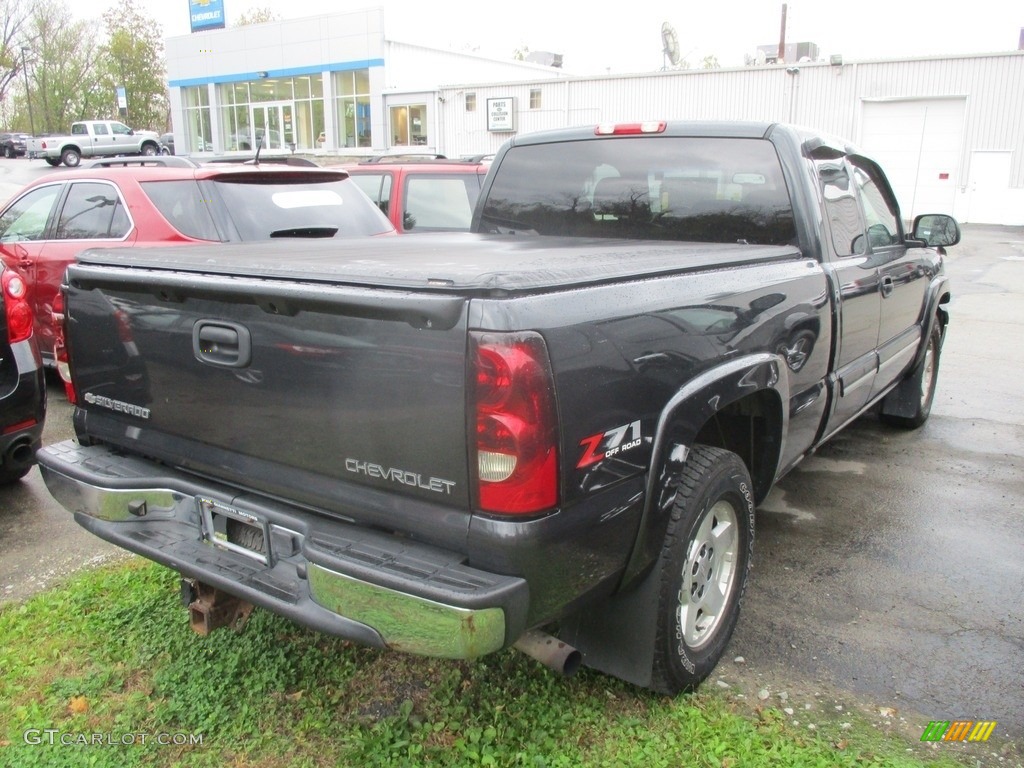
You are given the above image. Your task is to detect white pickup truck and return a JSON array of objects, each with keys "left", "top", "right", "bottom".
[{"left": 26, "top": 120, "right": 161, "bottom": 167}]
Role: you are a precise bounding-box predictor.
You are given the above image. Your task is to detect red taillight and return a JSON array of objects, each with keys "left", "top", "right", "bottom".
[
  {"left": 2, "top": 269, "right": 33, "bottom": 344},
  {"left": 595, "top": 121, "right": 667, "bottom": 136},
  {"left": 52, "top": 289, "right": 77, "bottom": 403},
  {"left": 472, "top": 332, "right": 559, "bottom": 515}
]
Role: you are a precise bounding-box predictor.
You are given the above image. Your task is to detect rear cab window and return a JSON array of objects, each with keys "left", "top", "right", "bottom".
[{"left": 478, "top": 136, "right": 796, "bottom": 245}]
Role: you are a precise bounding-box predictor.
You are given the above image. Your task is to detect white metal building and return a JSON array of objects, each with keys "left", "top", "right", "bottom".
[
  {"left": 434, "top": 52, "right": 1024, "bottom": 225},
  {"left": 165, "top": 9, "right": 1024, "bottom": 225},
  {"left": 164, "top": 8, "right": 563, "bottom": 158}
]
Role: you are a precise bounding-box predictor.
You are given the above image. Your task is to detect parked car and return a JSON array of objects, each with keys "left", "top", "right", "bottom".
[
  {"left": 158, "top": 133, "right": 175, "bottom": 155},
  {"left": 343, "top": 158, "right": 490, "bottom": 233},
  {"left": 0, "top": 264, "right": 45, "bottom": 485},
  {"left": 0, "top": 133, "right": 31, "bottom": 159},
  {"left": 0, "top": 156, "right": 394, "bottom": 369}
]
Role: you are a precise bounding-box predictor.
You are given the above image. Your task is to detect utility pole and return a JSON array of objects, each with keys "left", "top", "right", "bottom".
[
  {"left": 778, "top": 4, "right": 788, "bottom": 64},
  {"left": 20, "top": 47, "right": 35, "bottom": 136}
]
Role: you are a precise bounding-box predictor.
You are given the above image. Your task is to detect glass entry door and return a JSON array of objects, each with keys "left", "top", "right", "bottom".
[{"left": 250, "top": 101, "right": 294, "bottom": 150}]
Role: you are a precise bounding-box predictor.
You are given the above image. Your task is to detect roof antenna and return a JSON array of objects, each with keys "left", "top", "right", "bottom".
[{"left": 253, "top": 131, "right": 264, "bottom": 165}]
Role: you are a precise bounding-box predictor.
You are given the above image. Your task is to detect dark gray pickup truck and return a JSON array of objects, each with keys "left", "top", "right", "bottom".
[{"left": 37, "top": 121, "right": 959, "bottom": 694}]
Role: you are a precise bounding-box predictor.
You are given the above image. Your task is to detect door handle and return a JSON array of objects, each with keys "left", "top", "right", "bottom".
[
  {"left": 193, "top": 321, "right": 252, "bottom": 368},
  {"left": 880, "top": 275, "right": 894, "bottom": 298}
]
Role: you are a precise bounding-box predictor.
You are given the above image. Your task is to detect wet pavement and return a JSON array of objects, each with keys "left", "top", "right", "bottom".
[{"left": 732, "top": 224, "right": 1024, "bottom": 741}]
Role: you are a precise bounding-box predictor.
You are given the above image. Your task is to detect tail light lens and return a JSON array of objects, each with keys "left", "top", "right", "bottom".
[
  {"left": 52, "top": 289, "right": 77, "bottom": 403},
  {"left": 2, "top": 269, "right": 33, "bottom": 344},
  {"left": 471, "top": 331, "right": 559, "bottom": 515}
]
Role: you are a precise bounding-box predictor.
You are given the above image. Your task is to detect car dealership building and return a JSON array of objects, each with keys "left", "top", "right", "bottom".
[{"left": 166, "top": 7, "right": 1024, "bottom": 224}]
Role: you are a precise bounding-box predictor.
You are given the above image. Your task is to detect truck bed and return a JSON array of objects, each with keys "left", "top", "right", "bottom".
[{"left": 76, "top": 234, "right": 804, "bottom": 294}]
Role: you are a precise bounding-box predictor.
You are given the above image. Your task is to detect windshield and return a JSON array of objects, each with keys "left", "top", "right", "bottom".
[
  {"left": 207, "top": 173, "right": 393, "bottom": 239},
  {"left": 479, "top": 136, "right": 796, "bottom": 245}
]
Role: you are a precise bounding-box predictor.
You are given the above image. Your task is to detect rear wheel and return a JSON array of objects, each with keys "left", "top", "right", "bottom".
[
  {"left": 880, "top": 320, "right": 942, "bottom": 429},
  {"left": 61, "top": 148, "right": 81, "bottom": 167},
  {"left": 3, "top": 145, "right": 12, "bottom": 159},
  {"left": 650, "top": 444, "right": 755, "bottom": 694},
  {"left": 45, "top": 157, "right": 61, "bottom": 167}
]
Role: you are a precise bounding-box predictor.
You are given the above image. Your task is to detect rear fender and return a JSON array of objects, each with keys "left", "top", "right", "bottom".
[
  {"left": 558, "top": 353, "right": 786, "bottom": 688},
  {"left": 625, "top": 353, "right": 787, "bottom": 586}
]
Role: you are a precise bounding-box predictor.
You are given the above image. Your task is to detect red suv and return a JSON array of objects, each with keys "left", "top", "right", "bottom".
[
  {"left": 343, "top": 158, "right": 490, "bottom": 233},
  {"left": 0, "top": 157, "right": 393, "bottom": 368}
]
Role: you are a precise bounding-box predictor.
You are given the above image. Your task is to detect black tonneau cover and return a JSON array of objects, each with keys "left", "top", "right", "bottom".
[{"left": 77, "top": 234, "right": 804, "bottom": 295}]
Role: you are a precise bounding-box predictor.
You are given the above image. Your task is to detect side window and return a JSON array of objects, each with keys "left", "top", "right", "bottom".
[
  {"left": 0, "top": 186, "right": 62, "bottom": 242},
  {"left": 54, "top": 182, "right": 131, "bottom": 240},
  {"left": 403, "top": 176, "right": 478, "bottom": 231},
  {"left": 818, "top": 161, "right": 865, "bottom": 257},
  {"left": 71, "top": 124, "right": 86, "bottom": 135},
  {"left": 851, "top": 163, "right": 900, "bottom": 249},
  {"left": 93, "top": 124, "right": 109, "bottom": 136},
  {"left": 140, "top": 180, "right": 220, "bottom": 240},
  {"left": 111, "top": 123, "right": 132, "bottom": 136},
  {"left": 349, "top": 173, "right": 392, "bottom": 217}
]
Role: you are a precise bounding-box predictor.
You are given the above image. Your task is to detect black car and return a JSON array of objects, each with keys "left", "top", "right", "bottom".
[
  {"left": 0, "top": 132, "right": 31, "bottom": 159},
  {"left": 0, "top": 265, "right": 45, "bottom": 484},
  {"left": 158, "top": 132, "right": 174, "bottom": 155}
]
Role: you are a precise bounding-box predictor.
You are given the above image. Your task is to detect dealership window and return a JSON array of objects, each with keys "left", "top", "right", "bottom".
[
  {"left": 390, "top": 104, "right": 427, "bottom": 146},
  {"left": 465, "top": 93, "right": 476, "bottom": 112},
  {"left": 529, "top": 89, "right": 542, "bottom": 109},
  {"left": 333, "top": 69, "right": 371, "bottom": 149},
  {"left": 216, "top": 75, "right": 327, "bottom": 152},
  {"left": 183, "top": 86, "right": 212, "bottom": 153}
]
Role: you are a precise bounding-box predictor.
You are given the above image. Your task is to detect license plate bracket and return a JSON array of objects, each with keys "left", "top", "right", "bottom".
[{"left": 198, "top": 497, "right": 270, "bottom": 564}]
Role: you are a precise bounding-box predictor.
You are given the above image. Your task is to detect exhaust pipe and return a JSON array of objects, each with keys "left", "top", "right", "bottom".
[
  {"left": 4, "top": 437, "right": 34, "bottom": 470},
  {"left": 513, "top": 629, "right": 582, "bottom": 676}
]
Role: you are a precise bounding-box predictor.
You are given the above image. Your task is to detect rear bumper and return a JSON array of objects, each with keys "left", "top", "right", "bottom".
[{"left": 37, "top": 440, "right": 528, "bottom": 659}]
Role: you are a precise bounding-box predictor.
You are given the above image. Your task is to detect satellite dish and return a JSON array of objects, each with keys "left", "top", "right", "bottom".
[{"left": 661, "top": 22, "right": 680, "bottom": 68}]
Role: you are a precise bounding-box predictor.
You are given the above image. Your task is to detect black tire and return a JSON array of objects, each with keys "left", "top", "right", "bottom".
[
  {"left": 650, "top": 444, "right": 755, "bottom": 694},
  {"left": 880, "top": 321, "right": 941, "bottom": 429},
  {"left": 141, "top": 143, "right": 158, "bottom": 156},
  {"left": 3, "top": 145, "right": 12, "bottom": 159},
  {"left": 61, "top": 148, "right": 81, "bottom": 167},
  {"left": 45, "top": 157, "right": 61, "bottom": 166}
]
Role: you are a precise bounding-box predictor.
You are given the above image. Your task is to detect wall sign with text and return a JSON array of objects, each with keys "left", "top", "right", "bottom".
[{"left": 487, "top": 98, "right": 515, "bottom": 132}]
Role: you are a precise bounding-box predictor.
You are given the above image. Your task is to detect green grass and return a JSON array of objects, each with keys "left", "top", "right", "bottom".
[{"left": 0, "top": 560, "right": 972, "bottom": 768}]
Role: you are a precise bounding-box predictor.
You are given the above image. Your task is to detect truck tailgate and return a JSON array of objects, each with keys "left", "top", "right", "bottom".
[{"left": 64, "top": 259, "right": 472, "bottom": 522}]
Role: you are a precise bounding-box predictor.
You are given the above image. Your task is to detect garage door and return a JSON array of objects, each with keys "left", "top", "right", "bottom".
[{"left": 859, "top": 99, "right": 965, "bottom": 221}]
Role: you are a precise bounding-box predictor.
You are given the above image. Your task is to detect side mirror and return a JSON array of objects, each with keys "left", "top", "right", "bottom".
[{"left": 911, "top": 214, "right": 960, "bottom": 248}]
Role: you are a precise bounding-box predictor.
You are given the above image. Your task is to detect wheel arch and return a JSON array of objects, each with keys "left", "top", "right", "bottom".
[{"left": 621, "top": 353, "right": 787, "bottom": 589}]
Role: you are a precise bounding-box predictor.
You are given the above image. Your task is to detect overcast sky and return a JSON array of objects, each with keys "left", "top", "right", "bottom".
[{"left": 87, "top": 0, "right": 1023, "bottom": 74}]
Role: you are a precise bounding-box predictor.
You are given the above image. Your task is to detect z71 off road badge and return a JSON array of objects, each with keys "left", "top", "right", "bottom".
[{"left": 576, "top": 420, "right": 643, "bottom": 468}]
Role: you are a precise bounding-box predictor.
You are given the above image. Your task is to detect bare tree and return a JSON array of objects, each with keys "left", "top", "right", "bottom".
[
  {"left": 26, "top": 0, "right": 102, "bottom": 132},
  {"left": 0, "top": 0, "right": 33, "bottom": 108}
]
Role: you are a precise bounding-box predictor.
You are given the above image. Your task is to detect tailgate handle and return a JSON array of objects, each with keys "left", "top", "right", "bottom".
[{"left": 193, "top": 321, "right": 252, "bottom": 368}]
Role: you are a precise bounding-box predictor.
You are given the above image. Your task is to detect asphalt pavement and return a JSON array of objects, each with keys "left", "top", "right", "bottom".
[
  {"left": 0, "top": 154, "right": 1021, "bottom": 749},
  {"left": 732, "top": 224, "right": 1024, "bottom": 742}
]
